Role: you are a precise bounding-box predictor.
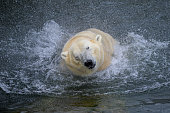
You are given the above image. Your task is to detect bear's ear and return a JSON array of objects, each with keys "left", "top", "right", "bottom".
[
  {"left": 96, "top": 35, "right": 102, "bottom": 43},
  {"left": 61, "top": 51, "right": 68, "bottom": 60}
]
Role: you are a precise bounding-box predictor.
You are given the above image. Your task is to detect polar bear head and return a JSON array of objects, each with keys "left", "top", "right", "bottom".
[{"left": 61, "top": 35, "right": 104, "bottom": 75}]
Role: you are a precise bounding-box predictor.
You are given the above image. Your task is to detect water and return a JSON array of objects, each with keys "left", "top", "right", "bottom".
[{"left": 1, "top": 0, "right": 170, "bottom": 113}]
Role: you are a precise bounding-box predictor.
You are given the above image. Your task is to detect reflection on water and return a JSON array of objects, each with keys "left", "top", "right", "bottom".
[
  {"left": 4, "top": 94, "right": 126, "bottom": 113},
  {"left": 2, "top": 92, "right": 170, "bottom": 113}
]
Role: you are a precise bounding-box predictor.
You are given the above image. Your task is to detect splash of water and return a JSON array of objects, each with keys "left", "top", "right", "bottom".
[{"left": 0, "top": 20, "right": 169, "bottom": 96}]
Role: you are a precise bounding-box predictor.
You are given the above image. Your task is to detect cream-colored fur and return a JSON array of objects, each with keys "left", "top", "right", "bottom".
[{"left": 61, "top": 28, "right": 118, "bottom": 76}]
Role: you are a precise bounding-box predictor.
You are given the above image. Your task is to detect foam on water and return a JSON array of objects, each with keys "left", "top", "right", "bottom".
[{"left": 0, "top": 20, "right": 169, "bottom": 96}]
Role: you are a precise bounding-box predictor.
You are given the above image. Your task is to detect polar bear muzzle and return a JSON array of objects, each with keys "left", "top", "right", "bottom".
[{"left": 84, "top": 59, "right": 96, "bottom": 69}]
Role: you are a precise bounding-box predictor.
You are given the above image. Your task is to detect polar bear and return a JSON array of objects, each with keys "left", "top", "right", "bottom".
[{"left": 61, "top": 28, "right": 118, "bottom": 76}]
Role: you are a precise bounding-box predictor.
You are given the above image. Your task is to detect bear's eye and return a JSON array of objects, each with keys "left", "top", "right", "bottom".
[
  {"left": 86, "top": 47, "right": 89, "bottom": 50},
  {"left": 75, "top": 56, "right": 79, "bottom": 60}
]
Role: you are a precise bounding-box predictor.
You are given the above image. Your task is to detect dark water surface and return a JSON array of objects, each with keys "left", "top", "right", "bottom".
[{"left": 1, "top": 0, "right": 170, "bottom": 113}]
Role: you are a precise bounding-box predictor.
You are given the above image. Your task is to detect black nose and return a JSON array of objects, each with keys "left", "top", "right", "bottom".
[{"left": 84, "top": 60, "right": 96, "bottom": 69}]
